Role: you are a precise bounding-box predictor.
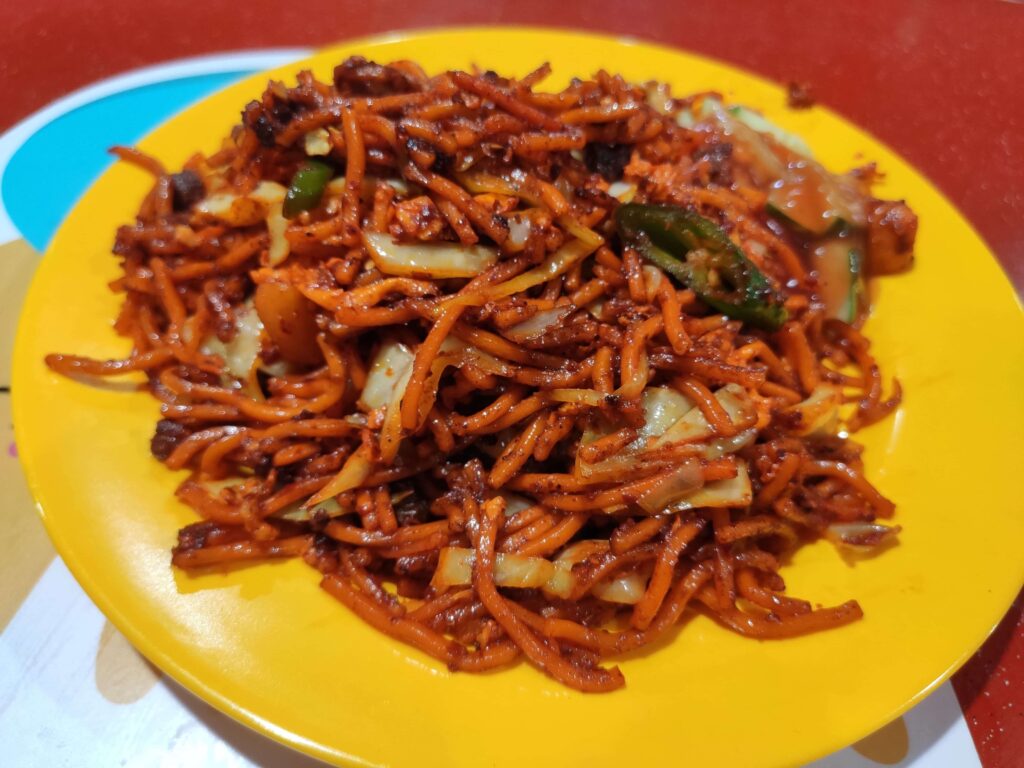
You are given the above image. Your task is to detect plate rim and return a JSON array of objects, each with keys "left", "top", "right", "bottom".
[{"left": 13, "top": 24, "right": 1024, "bottom": 768}]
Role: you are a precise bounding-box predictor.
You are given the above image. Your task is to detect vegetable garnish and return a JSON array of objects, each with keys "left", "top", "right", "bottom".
[
  {"left": 283, "top": 159, "right": 333, "bottom": 218},
  {"left": 615, "top": 203, "right": 788, "bottom": 330}
]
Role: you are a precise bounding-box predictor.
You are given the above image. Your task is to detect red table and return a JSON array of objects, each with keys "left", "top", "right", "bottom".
[
  {"left": 0, "top": 3, "right": 1020, "bottom": 765},
  {"left": 3, "top": 0, "right": 1023, "bottom": 291}
]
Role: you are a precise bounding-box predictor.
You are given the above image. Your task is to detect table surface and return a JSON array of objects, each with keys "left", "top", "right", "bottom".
[
  {"left": 2, "top": 0, "right": 1023, "bottom": 292},
  {"left": 0, "top": 3, "right": 1021, "bottom": 766}
]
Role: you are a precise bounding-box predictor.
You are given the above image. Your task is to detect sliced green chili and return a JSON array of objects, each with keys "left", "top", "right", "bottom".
[
  {"left": 283, "top": 159, "right": 333, "bottom": 218},
  {"left": 615, "top": 203, "right": 788, "bottom": 331}
]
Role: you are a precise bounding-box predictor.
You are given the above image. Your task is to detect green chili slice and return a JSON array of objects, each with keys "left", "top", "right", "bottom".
[
  {"left": 283, "top": 159, "right": 333, "bottom": 218},
  {"left": 615, "top": 203, "right": 788, "bottom": 331}
]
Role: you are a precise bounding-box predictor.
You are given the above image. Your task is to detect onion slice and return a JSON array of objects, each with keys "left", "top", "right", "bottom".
[
  {"left": 544, "top": 541, "right": 649, "bottom": 604},
  {"left": 359, "top": 341, "right": 416, "bottom": 463},
  {"left": 638, "top": 459, "right": 704, "bottom": 514},
  {"left": 637, "top": 387, "right": 694, "bottom": 442},
  {"left": 503, "top": 306, "right": 575, "bottom": 343},
  {"left": 545, "top": 540, "right": 609, "bottom": 600},
  {"left": 363, "top": 232, "right": 498, "bottom": 278},
  {"left": 593, "top": 569, "right": 649, "bottom": 604},
  {"left": 196, "top": 194, "right": 265, "bottom": 226},
  {"left": 607, "top": 181, "right": 637, "bottom": 202},
  {"left": 704, "top": 428, "right": 757, "bottom": 459},
  {"left": 200, "top": 301, "right": 264, "bottom": 380},
  {"left": 825, "top": 522, "right": 901, "bottom": 551},
  {"left": 654, "top": 384, "right": 757, "bottom": 447},
  {"left": 641, "top": 264, "right": 663, "bottom": 301},
  {"left": 480, "top": 238, "right": 596, "bottom": 302},
  {"left": 304, "top": 446, "right": 372, "bottom": 508},
  {"left": 784, "top": 384, "right": 843, "bottom": 436},
  {"left": 577, "top": 386, "right": 757, "bottom": 483},
  {"left": 275, "top": 497, "right": 344, "bottom": 522},
  {"left": 549, "top": 389, "right": 615, "bottom": 408},
  {"left": 577, "top": 386, "right": 693, "bottom": 478},
  {"left": 265, "top": 200, "right": 290, "bottom": 266},
  {"left": 303, "top": 128, "right": 331, "bottom": 156},
  {"left": 502, "top": 493, "right": 534, "bottom": 517},
  {"left": 359, "top": 341, "right": 416, "bottom": 411},
  {"left": 195, "top": 182, "right": 289, "bottom": 265},
  {"left": 667, "top": 461, "right": 752, "bottom": 511},
  {"left": 436, "top": 541, "right": 650, "bottom": 605},
  {"left": 432, "top": 548, "right": 555, "bottom": 589},
  {"left": 248, "top": 181, "right": 288, "bottom": 205}
]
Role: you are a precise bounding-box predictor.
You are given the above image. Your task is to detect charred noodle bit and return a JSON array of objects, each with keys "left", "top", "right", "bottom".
[{"left": 48, "top": 56, "right": 916, "bottom": 691}]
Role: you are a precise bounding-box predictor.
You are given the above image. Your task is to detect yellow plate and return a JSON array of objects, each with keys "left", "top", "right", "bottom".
[{"left": 14, "top": 27, "right": 1024, "bottom": 768}]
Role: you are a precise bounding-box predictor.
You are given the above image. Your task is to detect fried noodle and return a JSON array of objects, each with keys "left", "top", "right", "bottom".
[{"left": 46, "top": 57, "right": 917, "bottom": 692}]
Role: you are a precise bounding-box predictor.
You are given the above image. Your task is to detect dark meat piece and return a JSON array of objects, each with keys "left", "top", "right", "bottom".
[
  {"left": 396, "top": 578, "right": 429, "bottom": 600},
  {"left": 404, "top": 136, "right": 437, "bottom": 170},
  {"left": 151, "top": 419, "right": 189, "bottom": 461},
  {"left": 395, "top": 551, "right": 439, "bottom": 576},
  {"left": 242, "top": 100, "right": 277, "bottom": 147},
  {"left": 431, "top": 150, "right": 454, "bottom": 176},
  {"left": 269, "top": 98, "right": 294, "bottom": 126},
  {"left": 175, "top": 521, "right": 220, "bottom": 552},
  {"left": 786, "top": 81, "right": 815, "bottom": 109},
  {"left": 481, "top": 70, "right": 513, "bottom": 87},
  {"left": 584, "top": 142, "right": 632, "bottom": 182},
  {"left": 170, "top": 171, "right": 205, "bottom": 212},
  {"left": 333, "top": 56, "right": 420, "bottom": 96},
  {"left": 241, "top": 95, "right": 294, "bottom": 148},
  {"left": 693, "top": 141, "right": 734, "bottom": 185},
  {"left": 391, "top": 196, "right": 446, "bottom": 241},
  {"left": 303, "top": 533, "right": 340, "bottom": 573},
  {"left": 866, "top": 200, "right": 917, "bottom": 275}
]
